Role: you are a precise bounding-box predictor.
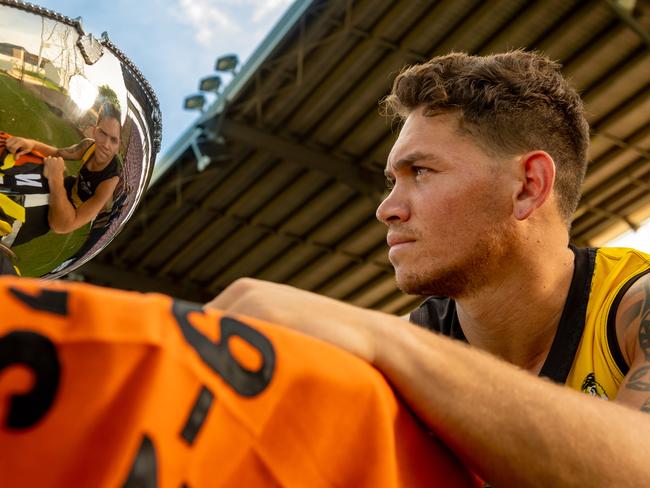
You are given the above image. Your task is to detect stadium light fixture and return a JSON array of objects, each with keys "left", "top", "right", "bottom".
[
  {"left": 199, "top": 75, "right": 222, "bottom": 93},
  {"left": 215, "top": 54, "right": 238, "bottom": 73},
  {"left": 190, "top": 139, "right": 211, "bottom": 172},
  {"left": 183, "top": 94, "right": 206, "bottom": 112}
]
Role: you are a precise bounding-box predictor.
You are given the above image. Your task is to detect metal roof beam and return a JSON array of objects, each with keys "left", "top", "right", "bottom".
[
  {"left": 605, "top": 0, "right": 650, "bottom": 50},
  {"left": 79, "top": 261, "right": 210, "bottom": 302},
  {"left": 217, "top": 117, "right": 385, "bottom": 198},
  {"left": 573, "top": 189, "right": 650, "bottom": 242}
]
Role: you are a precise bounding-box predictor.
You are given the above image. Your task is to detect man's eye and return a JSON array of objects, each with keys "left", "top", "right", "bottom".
[
  {"left": 414, "top": 166, "right": 430, "bottom": 176},
  {"left": 385, "top": 178, "right": 395, "bottom": 189}
]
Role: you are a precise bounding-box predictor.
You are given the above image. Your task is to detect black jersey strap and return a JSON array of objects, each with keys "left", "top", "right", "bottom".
[
  {"left": 538, "top": 246, "right": 596, "bottom": 383},
  {"left": 606, "top": 267, "right": 650, "bottom": 376},
  {"left": 410, "top": 297, "right": 466, "bottom": 340}
]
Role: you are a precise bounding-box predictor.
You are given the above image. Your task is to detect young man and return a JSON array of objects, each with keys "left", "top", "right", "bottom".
[
  {"left": 207, "top": 51, "right": 650, "bottom": 486},
  {"left": 2, "top": 102, "right": 121, "bottom": 245}
]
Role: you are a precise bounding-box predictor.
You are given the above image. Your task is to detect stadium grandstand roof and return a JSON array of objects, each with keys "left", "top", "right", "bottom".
[{"left": 79, "top": 0, "right": 650, "bottom": 314}]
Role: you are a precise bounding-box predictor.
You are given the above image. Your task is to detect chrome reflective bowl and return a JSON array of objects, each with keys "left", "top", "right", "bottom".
[{"left": 0, "top": 0, "right": 161, "bottom": 278}]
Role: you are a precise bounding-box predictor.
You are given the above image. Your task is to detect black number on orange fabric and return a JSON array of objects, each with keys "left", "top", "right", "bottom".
[
  {"left": 172, "top": 300, "right": 275, "bottom": 397},
  {"left": 9, "top": 287, "right": 68, "bottom": 316},
  {"left": 180, "top": 385, "right": 214, "bottom": 446},
  {"left": 0, "top": 330, "right": 61, "bottom": 429},
  {"left": 122, "top": 434, "right": 158, "bottom": 488}
]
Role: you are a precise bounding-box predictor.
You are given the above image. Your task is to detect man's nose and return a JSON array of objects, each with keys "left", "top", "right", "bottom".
[{"left": 376, "top": 186, "right": 409, "bottom": 225}]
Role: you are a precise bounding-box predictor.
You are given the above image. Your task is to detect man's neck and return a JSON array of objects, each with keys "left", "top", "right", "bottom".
[
  {"left": 455, "top": 245, "right": 575, "bottom": 373},
  {"left": 87, "top": 153, "right": 111, "bottom": 171}
]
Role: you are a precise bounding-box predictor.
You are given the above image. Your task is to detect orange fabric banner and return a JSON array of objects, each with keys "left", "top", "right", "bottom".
[
  {"left": 0, "top": 131, "right": 46, "bottom": 166},
  {"left": 0, "top": 277, "right": 477, "bottom": 487}
]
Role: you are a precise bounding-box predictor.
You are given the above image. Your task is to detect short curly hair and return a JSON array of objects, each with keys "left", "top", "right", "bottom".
[
  {"left": 97, "top": 102, "right": 122, "bottom": 129},
  {"left": 382, "top": 50, "right": 590, "bottom": 224}
]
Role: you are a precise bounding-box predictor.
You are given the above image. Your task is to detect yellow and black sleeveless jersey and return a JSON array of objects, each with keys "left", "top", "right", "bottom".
[
  {"left": 410, "top": 246, "right": 650, "bottom": 399},
  {"left": 0, "top": 277, "right": 477, "bottom": 487},
  {"left": 68, "top": 144, "right": 121, "bottom": 208},
  {"left": 567, "top": 247, "right": 650, "bottom": 398}
]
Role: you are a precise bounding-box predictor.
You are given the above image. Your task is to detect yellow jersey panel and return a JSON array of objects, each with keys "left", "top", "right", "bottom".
[{"left": 566, "top": 247, "right": 650, "bottom": 399}]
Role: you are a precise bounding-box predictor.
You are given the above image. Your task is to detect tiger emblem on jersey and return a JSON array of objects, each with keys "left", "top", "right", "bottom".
[{"left": 581, "top": 372, "right": 608, "bottom": 400}]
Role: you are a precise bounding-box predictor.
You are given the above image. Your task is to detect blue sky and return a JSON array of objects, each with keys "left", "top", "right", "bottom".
[{"left": 35, "top": 0, "right": 294, "bottom": 155}]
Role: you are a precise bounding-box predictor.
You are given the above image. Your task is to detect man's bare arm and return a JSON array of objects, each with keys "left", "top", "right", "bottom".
[
  {"left": 4, "top": 136, "right": 92, "bottom": 160},
  {"left": 53, "top": 139, "right": 94, "bottom": 160},
  {"left": 207, "top": 278, "right": 650, "bottom": 487},
  {"left": 48, "top": 177, "right": 118, "bottom": 234},
  {"left": 615, "top": 273, "right": 650, "bottom": 413},
  {"left": 4, "top": 136, "right": 57, "bottom": 158},
  {"left": 43, "top": 155, "right": 118, "bottom": 234}
]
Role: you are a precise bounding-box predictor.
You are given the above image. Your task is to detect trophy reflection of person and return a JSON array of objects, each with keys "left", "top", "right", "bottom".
[{"left": 2, "top": 102, "right": 122, "bottom": 247}]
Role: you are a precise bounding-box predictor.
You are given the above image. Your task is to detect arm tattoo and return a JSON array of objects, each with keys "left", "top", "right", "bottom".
[
  {"left": 641, "top": 398, "right": 650, "bottom": 414},
  {"left": 626, "top": 365, "right": 650, "bottom": 391},
  {"left": 619, "top": 294, "right": 643, "bottom": 331},
  {"left": 639, "top": 278, "right": 650, "bottom": 362},
  {"left": 624, "top": 278, "right": 650, "bottom": 392},
  {"left": 55, "top": 139, "right": 91, "bottom": 159}
]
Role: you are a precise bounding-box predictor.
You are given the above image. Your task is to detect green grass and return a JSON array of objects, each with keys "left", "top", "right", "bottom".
[
  {"left": 0, "top": 72, "right": 90, "bottom": 276},
  {"left": 0, "top": 72, "right": 79, "bottom": 145},
  {"left": 12, "top": 224, "right": 90, "bottom": 277}
]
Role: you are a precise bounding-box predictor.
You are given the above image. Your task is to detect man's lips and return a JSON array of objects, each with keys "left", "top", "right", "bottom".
[{"left": 386, "top": 235, "right": 416, "bottom": 248}]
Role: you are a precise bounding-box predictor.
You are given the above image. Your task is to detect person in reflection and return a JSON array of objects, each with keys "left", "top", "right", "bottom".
[{"left": 1, "top": 102, "right": 122, "bottom": 245}]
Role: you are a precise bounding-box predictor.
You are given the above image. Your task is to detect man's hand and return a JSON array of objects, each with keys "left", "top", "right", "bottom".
[
  {"left": 43, "top": 156, "right": 65, "bottom": 186},
  {"left": 206, "top": 278, "right": 381, "bottom": 363},
  {"left": 5, "top": 136, "right": 35, "bottom": 159}
]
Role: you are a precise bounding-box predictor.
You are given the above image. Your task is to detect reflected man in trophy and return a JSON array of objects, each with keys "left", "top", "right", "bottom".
[{"left": 0, "top": 102, "right": 122, "bottom": 248}]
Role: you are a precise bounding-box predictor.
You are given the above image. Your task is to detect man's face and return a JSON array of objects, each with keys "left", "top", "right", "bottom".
[
  {"left": 377, "top": 109, "right": 519, "bottom": 298},
  {"left": 93, "top": 116, "right": 121, "bottom": 164}
]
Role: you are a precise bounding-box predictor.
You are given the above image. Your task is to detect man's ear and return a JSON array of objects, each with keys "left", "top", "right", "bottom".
[{"left": 512, "top": 151, "right": 555, "bottom": 221}]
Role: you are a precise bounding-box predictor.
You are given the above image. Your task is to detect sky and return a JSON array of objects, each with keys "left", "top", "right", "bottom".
[
  {"left": 34, "top": 0, "right": 294, "bottom": 155},
  {"left": 606, "top": 218, "right": 650, "bottom": 253}
]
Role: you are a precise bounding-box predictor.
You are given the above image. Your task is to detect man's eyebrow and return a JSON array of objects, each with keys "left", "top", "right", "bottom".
[{"left": 384, "top": 152, "right": 444, "bottom": 177}]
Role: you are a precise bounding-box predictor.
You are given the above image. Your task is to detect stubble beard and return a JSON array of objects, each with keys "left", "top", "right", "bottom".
[{"left": 394, "top": 218, "right": 517, "bottom": 299}]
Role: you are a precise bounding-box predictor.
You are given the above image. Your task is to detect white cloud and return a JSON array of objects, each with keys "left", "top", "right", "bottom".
[
  {"left": 251, "top": 0, "right": 294, "bottom": 23},
  {"left": 176, "top": 0, "right": 240, "bottom": 47},
  {"left": 171, "top": 0, "right": 294, "bottom": 61}
]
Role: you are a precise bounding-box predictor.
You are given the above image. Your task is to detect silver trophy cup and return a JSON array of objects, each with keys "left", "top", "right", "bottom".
[{"left": 0, "top": 0, "right": 161, "bottom": 278}]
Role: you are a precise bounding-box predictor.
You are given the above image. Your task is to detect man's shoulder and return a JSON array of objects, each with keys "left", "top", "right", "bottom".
[
  {"left": 596, "top": 246, "right": 650, "bottom": 263},
  {"left": 76, "top": 138, "right": 95, "bottom": 152},
  {"left": 592, "top": 247, "right": 650, "bottom": 287}
]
